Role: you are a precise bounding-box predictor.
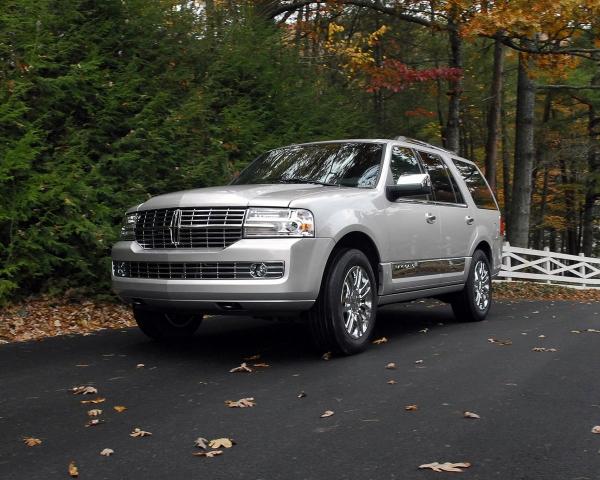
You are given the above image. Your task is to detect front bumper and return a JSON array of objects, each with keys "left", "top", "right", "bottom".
[{"left": 111, "top": 238, "right": 334, "bottom": 313}]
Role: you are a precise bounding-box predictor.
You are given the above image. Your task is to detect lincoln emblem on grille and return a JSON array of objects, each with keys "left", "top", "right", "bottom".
[{"left": 169, "top": 209, "right": 183, "bottom": 246}]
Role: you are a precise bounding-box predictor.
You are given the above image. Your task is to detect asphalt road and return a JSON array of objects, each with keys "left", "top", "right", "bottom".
[{"left": 1, "top": 299, "right": 600, "bottom": 480}]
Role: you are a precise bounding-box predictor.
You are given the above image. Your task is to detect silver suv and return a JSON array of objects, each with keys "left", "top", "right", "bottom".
[{"left": 112, "top": 137, "right": 502, "bottom": 354}]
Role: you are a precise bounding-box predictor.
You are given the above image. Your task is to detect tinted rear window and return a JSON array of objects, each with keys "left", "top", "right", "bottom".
[{"left": 452, "top": 159, "right": 497, "bottom": 210}]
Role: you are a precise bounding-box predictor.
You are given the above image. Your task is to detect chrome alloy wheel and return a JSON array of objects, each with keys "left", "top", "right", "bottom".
[
  {"left": 473, "top": 260, "right": 491, "bottom": 311},
  {"left": 341, "top": 265, "right": 373, "bottom": 339}
]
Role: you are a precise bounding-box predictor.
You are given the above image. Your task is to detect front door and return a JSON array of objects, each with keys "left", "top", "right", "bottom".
[{"left": 381, "top": 145, "right": 442, "bottom": 293}]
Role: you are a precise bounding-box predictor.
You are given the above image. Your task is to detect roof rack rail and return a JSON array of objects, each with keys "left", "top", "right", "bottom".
[{"left": 392, "top": 136, "right": 455, "bottom": 154}]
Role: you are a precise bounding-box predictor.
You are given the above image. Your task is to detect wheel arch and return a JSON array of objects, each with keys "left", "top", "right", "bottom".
[
  {"left": 473, "top": 240, "right": 493, "bottom": 268},
  {"left": 326, "top": 231, "right": 382, "bottom": 290}
]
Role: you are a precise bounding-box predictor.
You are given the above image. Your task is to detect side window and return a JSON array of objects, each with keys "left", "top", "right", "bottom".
[
  {"left": 390, "top": 146, "right": 423, "bottom": 182},
  {"left": 447, "top": 169, "right": 465, "bottom": 204},
  {"left": 417, "top": 151, "right": 458, "bottom": 204},
  {"left": 452, "top": 159, "right": 497, "bottom": 210}
]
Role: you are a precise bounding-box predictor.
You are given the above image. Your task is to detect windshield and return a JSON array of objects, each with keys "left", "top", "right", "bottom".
[{"left": 233, "top": 142, "right": 384, "bottom": 188}]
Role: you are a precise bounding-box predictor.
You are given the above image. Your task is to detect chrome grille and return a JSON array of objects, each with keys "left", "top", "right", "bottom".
[
  {"left": 113, "top": 261, "right": 285, "bottom": 280},
  {"left": 135, "top": 208, "right": 245, "bottom": 249}
]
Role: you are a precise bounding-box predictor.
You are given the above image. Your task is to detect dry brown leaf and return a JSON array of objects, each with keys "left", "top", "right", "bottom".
[
  {"left": 85, "top": 419, "right": 104, "bottom": 427},
  {"left": 113, "top": 405, "right": 127, "bottom": 413},
  {"left": 592, "top": 426, "right": 600, "bottom": 434},
  {"left": 419, "top": 462, "right": 471, "bottom": 472},
  {"left": 488, "top": 338, "right": 512, "bottom": 346},
  {"left": 193, "top": 450, "right": 223, "bottom": 458},
  {"left": 229, "top": 362, "right": 252, "bottom": 373},
  {"left": 415, "top": 359, "right": 424, "bottom": 364},
  {"left": 87, "top": 409, "right": 103, "bottom": 417},
  {"left": 322, "top": 352, "right": 332, "bottom": 361},
  {"left": 71, "top": 386, "right": 98, "bottom": 395},
  {"left": 405, "top": 404, "right": 418, "bottom": 411},
  {"left": 320, "top": 410, "right": 335, "bottom": 418},
  {"left": 130, "top": 428, "right": 152, "bottom": 437},
  {"left": 80, "top": 397, "right": 105, "bottom": 404},
  {"left": 372, "top": 337, "right": 388, "bottom": 345},
  {"left": 252, "top": 363, "right": 270, "bottom": 368},
  {"left": 225, "top": 397, "right": 255, "bottom": 408},
  {"left": 387, "top": 380, "right": 397, "bottom": 385},
  {"left": 194, "top": 437, "right": 209, "bottom": 449},
  {"left": 385, "top": 362, "right": 397, "bottom": 369},
  {"left": 298, "top": 391, "right": 307, "bottom": 398},
  {"left": 532, "top": 347, "right": 557, "bottom": 352},
  {"left": 244, "top": 354, "right": 261, "bottom": 361},
  {"left": 23, "top": 437, "right": 42, "bottom": 447},
  {"left": 209, "top": 438, "right": 235, "bottom": 449},
  {"left": 136, "top": 363, "right": 145, "bottom": 368},
  {"left": 100, "top": 448, "right": 114, "bottom": 457},
  {"left": 463, "top": 411, "right": 480, "bottom": 419},
  {"left": 68, "top": 461, "right": 79, "bottom": 477}
]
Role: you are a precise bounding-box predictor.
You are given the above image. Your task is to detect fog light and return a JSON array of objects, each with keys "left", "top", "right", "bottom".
[
  {"left": 113, "top": 261, "right": 127, "bottom": 277},
  {"left": 249, "top": 263, "right": 268, "bottom": 278}
]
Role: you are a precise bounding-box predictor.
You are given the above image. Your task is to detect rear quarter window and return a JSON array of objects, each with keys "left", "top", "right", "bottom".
[{"left": 452, "top": 159, "right": 497, "bottom": 210}]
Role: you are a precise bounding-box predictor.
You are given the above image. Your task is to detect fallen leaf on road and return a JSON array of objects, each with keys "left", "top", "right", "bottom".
[
  {"left": 488, "top": 338, "right": 512, "bottom": 346},
  {"left": 463, "top": 411, "right": 480, "bottom": 419},
  {"left": 23, "top": 437, "right": 42, "bottom": 447},
  {"left": 419, "top": 462, "right": 471, "bottom": 472},
  {"left": 415, "top": 360, "right": 424, "bottom": 364},
  {"left": 538, "top": 335, "right": 546, "bottom": 338},
  {"left": 85, "top": 419, "right": 104, "bottom": 427},
  {"left": 571, "top": 330, "right": 581, "bottom": 334},
  {"left": 298, "top": 391, "right": 307, "bottom": 398},
  {"left": 387, "top": 380, "right": 397, "bottom": 385},
  {"left": 385, "top": 362, "right": 397, "bottom": 369},
  {"left": 71, "top": 386, "right": 98, "bottom": 395},
  {"left": 419, "top": 328, "right": 429, "bottom": 333},
  {"left": 100, "top": 448, "right": 114, "bottom": 457},
  {"left": 113, "top": 406, "right": 127, "bottom": 413},
  {"left": 586, "top": 328, "right": 600, "bottom": 333},
  {"left": 68, "top": 461, "right": 79, "bottom": 477},
  {"left": 136, "top": 363, "right": 145, "bottom": 368},
  {"left": 252, "top": 363, "right": 270, "bottom": 368},
  {"left": 130, "top": 428, "right": 152, "bottom": 437},
  {"left": 405, "top": 404, "right": 418, "bottom": 411},
  {"left": 194, "top": 437, "right": 209, "bottom": 449},
  {"left": 373, "top": 337, "right": 388, "bottom": 345},
  {"left": 320, "top": 410, "right": 335, "bottom": 418},
  {"left": 193, "top": 450, "right": 223, "bottom": 458},
  {"left": 209, "top": 438, "right": 235, "bottom": 449},
  {"left": 225, "top": 398, "right": 255, "bottom": 408},
  {"left": 532, "top": 347, "right": 557, "bottom": 352},
  {"left": 87, "top": 409, "right": 102, "bottom": 417},
  {"left": 592, "top": 426, "right": 600, "bottom": 434},
  {"left": 80, "top": 397, "right": 105, "bottom": 404},
  {"left": 229, "top": 362, "right": 252, "bottom": 373},
  {"left": 244, "top": 354, "right": 261, "bottom": 361},
  {"left": 322, "top": 352, "right": 332, "bottom": 361}
]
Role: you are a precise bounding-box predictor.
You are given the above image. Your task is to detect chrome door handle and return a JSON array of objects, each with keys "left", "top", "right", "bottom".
[
  {"left": 425, "top": 213, "right": 436, "bottom": 224},
  {"left": 465, "top": 215, "right": 474, "bottom": 225}
]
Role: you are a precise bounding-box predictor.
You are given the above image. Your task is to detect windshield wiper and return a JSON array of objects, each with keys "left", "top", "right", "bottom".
[{"left": 278, "top": 177, "right": 338, "bottom": 187}]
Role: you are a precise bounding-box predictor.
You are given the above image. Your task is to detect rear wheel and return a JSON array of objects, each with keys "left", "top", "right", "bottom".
[
  {"left": 307, "top": 248, "right": 377, "bottom": 355},
  {"left": 451, "top": 249, "right": 492, "bottom": 322},
  {"left": 133, "top": 307, "right": 203, "bottom": 341}
]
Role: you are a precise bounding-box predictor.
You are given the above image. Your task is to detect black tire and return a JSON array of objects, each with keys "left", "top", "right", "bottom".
[
  {"left": 133, "top": 307, "right": 203, "bottom": 341},
  {"left": 307, "top": 248, "right": 378, "bottom": 355},
  {"left": 451, "top": 249, "right": 492, "bottom": 322}
]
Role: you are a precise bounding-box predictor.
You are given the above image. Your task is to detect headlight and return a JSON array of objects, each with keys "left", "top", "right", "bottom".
[
  {"left": 243, "top": 208, "right": 314, "bottom": 238},
  {"left": 120, "top": 213, "right": 138, "bottom": 240}
]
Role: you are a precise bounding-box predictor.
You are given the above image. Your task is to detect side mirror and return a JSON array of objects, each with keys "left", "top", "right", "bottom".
[{"left": 386, "top": 173, "right": 432, "bottom": 201}]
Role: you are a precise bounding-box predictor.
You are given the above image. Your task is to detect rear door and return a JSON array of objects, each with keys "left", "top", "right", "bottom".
[
  {"left": 382, "top": 145, "right": 442, "bottom": 293},
  {"left": 415, "top": 150, "right": 471, "bottom": 286}
]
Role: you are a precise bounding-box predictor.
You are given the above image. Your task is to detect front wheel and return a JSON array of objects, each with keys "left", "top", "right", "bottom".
[
  {"left": 133, "top": 307, "right": 203, "bottom": 341},
  {"left": 451, "top": 249, "right": 492, "bottom": 322},
  {"left": 307, "top": 248, "right": 378, "bottom": 355}
]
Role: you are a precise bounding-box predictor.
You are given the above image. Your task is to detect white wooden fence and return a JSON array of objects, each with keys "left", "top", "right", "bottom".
[{"left": 499, "top": 242, "right": 600, "bottom": 288}]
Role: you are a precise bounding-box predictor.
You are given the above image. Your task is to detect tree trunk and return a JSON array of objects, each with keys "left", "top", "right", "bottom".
[
  {"left": 484, "top": 36, "right": 504, "bottom": 192},
  {"left": 511, "top": 51, "right": 536, "bottom": 247},
  {"left": 501, "top": 90, "right": 511, "bottom": 236},
  {"left": 582, "top": 59, "right": 600, "bottom": 256},
  {"left": 445, "top": 18, "right": 463, "bottom": 153}
]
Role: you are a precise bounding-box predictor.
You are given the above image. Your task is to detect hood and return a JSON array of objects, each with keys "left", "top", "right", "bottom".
[{"left": 135, "top": 184, "right": 337, "bottom": 211}]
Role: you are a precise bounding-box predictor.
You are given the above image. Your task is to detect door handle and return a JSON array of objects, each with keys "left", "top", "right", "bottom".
[
  {"left": 465, "top": 215, "right": 474, "bottom": 225},
  {"left": 425, "top": 212, "right": 436, "bottom": 224}
]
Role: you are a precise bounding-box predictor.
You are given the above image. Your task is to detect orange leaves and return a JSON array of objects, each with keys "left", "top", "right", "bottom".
[
  {"left": 225, "top": 398, "right": 255, "bottom": 408},
  {"left": 23, "top": 437, "right": 42, "bottom": 447}
]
